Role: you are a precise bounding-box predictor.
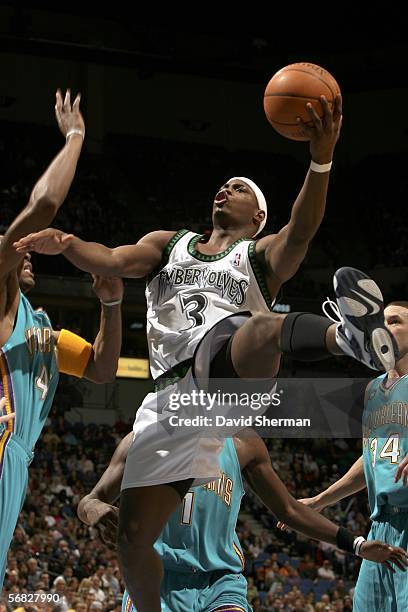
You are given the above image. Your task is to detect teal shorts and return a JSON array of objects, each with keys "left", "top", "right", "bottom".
[
  {"left": 0, "top": 435, "right": 31, "bottom": 588},
  {"left": 353, "top": 508, "right": 408, "bottom": 612},
  {"left": 122, "top": 569, "right": 250, "bottom": 611}
]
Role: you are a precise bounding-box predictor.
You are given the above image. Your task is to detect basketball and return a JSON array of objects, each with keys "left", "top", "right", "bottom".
[{"left": 263, "top": 62, "right": 341, "bottom": 141}]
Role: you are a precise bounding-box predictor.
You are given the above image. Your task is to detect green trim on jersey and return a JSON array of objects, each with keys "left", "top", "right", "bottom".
[
  {"left": 146, "top": 229, "right": 190, "bottom": 285},
  {"left": 187, "top": 234, "right": 251, "bottom": 262},
  {"left": 248, "top": 240, "right": 273, "bottom": 310}
]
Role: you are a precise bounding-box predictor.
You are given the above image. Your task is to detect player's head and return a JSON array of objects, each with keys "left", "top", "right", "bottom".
[
  {"left": 0, "top": 233, "right": 35, "bottom": 293},
  {"left": 384, "top": 301, "right": 408, "bottom": 359},
  {"left": 213, "top": 177, "right": 267, "bottom": 237}
]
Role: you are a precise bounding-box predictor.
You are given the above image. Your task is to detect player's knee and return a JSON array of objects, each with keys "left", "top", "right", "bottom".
[
  {"left": 117, "top": 520, "right": 154, "bottom": 552},
  {"left": 250, "top": 312, "right": 283, "bottom": 346}
]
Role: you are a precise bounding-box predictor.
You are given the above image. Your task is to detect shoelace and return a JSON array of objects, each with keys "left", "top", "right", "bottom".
[{"left": 322, "top": 297, "right": 343, "bottom": 324}]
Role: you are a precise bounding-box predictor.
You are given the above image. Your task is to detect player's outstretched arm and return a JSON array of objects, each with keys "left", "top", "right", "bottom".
[
  {"left": 53, "top": 276, "right": 124, "bottom": 383},
  {"left": 243, "top": 437, "right": 407, "bottom": 569},
  {"left": 77, "top": 431, "right": 132, "bottom": 526},
  {"left": 256, "top": 95, "right": 342, "bottom": 292},
  {"left": 301, "top": 455, "right": 366, "bottom": 512},
  {"left": 0, "top": 89, "right": 84, "bottom": 285},
  {"left": 14, "top": 229, "right": 176, "bottom": 278}
]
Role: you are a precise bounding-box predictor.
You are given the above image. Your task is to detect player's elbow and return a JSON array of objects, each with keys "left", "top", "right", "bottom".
[
  {"left": 277, "top": 499, "right": 300, "bottom": 527},
  {"left": 29, "top": 195, "right": 60, "bottom": 216}
]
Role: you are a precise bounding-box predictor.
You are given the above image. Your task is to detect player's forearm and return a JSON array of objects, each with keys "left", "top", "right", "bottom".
[
  {"left": 88, "top": 303, "right": 122, "bottom": 383},
  {"left": 283, "top": 498, "right": 340, "bottom": 545},
  {"left": 286, "top": 169, "right": 331, "bottom": 245},
  {"left": 313, "top": 456, "right": 366, "bottom": 510},
  {"left": 64, "top": 237, "right": 119, "bottom": 276},
  {"left": 30, "top": 134, "right": 83, "bottom": 211},
  {"left": 84, "top": 433, "right": 131, "bottom": 502}
]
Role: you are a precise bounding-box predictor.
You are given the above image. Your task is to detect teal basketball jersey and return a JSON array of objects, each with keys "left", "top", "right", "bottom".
[
  {"left": 0, "top": 292, "right": 59, "bottom": 460},
  {"left": 156, "top": 437, "right": 245, "bottom": 573},
  {"left": 362, "top": 373, "right": 408, "bottom": 519}
]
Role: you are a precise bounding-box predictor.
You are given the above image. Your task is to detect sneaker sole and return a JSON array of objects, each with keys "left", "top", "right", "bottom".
[{"left": 334, "top": 267, "right": 398, "bottom": 371}]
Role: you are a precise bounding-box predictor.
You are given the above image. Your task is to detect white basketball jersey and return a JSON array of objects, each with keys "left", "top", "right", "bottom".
[{"left": 146, "top": 229, "right": 273, "bottom": 379}]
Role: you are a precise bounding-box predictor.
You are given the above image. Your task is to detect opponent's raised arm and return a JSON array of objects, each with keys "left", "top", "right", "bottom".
[
  {"left": 243, "top": 437, "right": 407, "bottom": 570},
  {"left": 14, "top": 229, "right": 176, "bottom": 278},
  {"left": 0, "top": 89, "right": 84, "bottom": 284},
  {"left": 256, "top": 95, "right": 342, "bottom": 290}
]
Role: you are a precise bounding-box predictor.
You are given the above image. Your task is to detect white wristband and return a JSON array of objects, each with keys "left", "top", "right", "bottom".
[
  {"left": 353, "top": 536, "right": 366, "bottom": 557},
  {"left": 66, "top": 128, "right": 85, "bottom": 141},
  {"left": 310, "top": 159, "right": 332, "bottom": 173},
  {"left": 100, "top": 299, "right": 122, "bottom": 307}
]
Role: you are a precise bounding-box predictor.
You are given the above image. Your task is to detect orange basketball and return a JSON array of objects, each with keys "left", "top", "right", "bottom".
[{"left": 263, "top": 62, "right": 341, "bottom": 141}]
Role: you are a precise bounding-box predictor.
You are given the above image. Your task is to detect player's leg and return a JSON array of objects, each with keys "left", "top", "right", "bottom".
[
  {"left": 198, "top": 571, "right": 250, "bottom": 612},
  {"left": 0, "top": 445, "right": 28, "bottom": 589},
  {"left": 117, "top": 480, "right": 192, "bottom": 612},
  {"left": 221, "top": 266, "right": 397, "bottom": 379}
]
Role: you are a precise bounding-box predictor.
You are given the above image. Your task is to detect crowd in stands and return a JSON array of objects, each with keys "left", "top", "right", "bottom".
[{"left": 1, "top": 407, "right": 366, "bottom": 611}]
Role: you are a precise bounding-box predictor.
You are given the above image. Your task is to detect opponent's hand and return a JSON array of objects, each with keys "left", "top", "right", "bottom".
[
  {"left": 92, "top": 275, "right": 124, "bottom": 304},
  {"left": 395, "top": 453, "right": 408, "bottom": 486},
  {"left": 297, "top": 94, "right": 342, "bottom": 163},
  {"left": 360, "top": 541, "right": 408, "bottom": 572},
  {"left": 13, "top": 229, "right": 74, "bottom": 256},
  {"left": 55, "top": 88, "right": 85, "bottom": 139},
  {"left": 0, "top": 397, "right": 15, "bottom": 424},
  {"left": 276, "top": 496, "right": 324, "bottom": 531}
]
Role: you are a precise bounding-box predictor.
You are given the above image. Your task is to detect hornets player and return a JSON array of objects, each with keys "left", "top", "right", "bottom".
[
  {"left": 78, "top": 431, "right": 407, "bottom": 612},
  {"left": 278, "top": 294, "right": 408, "bottom": 611},
  {"left": 0, "top": 90, "right": 123, "bottom": 590}
]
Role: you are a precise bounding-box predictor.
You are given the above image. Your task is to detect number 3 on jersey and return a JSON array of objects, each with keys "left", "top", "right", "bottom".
[
  {"left": 370, "top": 433, "right": 401, "bottom": 467},
  {"left": 180, "top": 293, "right": 208, "bottom": 329},
  {"left": 36, "top": 365, "right": 50, "bottom": 401}
]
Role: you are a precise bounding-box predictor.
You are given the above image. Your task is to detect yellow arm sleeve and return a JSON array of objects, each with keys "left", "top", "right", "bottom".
[{"left": 56, "top": 329, "right": 93, "bottom": 378}]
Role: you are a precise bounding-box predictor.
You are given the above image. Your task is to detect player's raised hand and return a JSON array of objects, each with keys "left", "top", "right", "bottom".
[
  {"left": 297, "top": 94, "right": 342, "bottom": 163},
  {"left": 0, "top": 396, "right": 15, "bottom": 424},
  {"left": 55, "top": 88, "right": 85, "bottom": 140},
  {"left": 91, "top": 275, "right": 124, "bottom": 305},
  {"left": 13, "top": 228, "right": 74, "bottom": 256},
  {"left": 360, "top": 541, "right": 408, "bottom": 572},
  {"left": 395, "top": 453, "right": 408, "bottom": 486}
]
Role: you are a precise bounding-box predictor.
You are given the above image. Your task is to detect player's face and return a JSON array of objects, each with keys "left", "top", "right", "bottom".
[
  {"left": 212, "top": 180, "right": 262, "bottom": 233},
  {"left": 18, "top": 251, "right": 35, "bottom": 293},
  {"left": 384, "top": 305, "right": 408, "bottom": 358}
]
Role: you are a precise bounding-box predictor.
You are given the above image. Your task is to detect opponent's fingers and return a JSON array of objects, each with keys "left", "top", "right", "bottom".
[
  {"left": 388, "top": 555, "right": 407, "bottom": 571},
  {"left": 383, "top": 560, "right": 396, "bottom": 573},
  {"left": 72, "top": 93, "right": 81, "bottom": 113},
  {"left": 63, "top": 88, "right": 71, "bottom": 109},
  {"left": 0, "top": 397, "right": 6, "bottom": 411},
  {"left": 55, "top": 89, "right": 63, "bottom": 112},
  {"left": 333, "top": 94, "right": 342, "bottom": 122},
  {"left": 305, "top": 102, "right": 323, "bottom": 131},
  {"left": 296, "top": 117, "right": 314, "bottom": 139},
  {"left": 319, "top": 95, "right": 333, "bottom": 130}
]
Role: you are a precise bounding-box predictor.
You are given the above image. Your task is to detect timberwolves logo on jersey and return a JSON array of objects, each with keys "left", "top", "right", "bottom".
[
  {"left": 203, "top": 471, "right": 234, "bottom": 507},
  {"left": 157, "top": 265, "right": 249, "bottom": 306}
]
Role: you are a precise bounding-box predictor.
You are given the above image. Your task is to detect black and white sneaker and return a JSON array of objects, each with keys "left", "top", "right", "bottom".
[{"left": 322, "top": 267, "right": 399, "bottom": 371}]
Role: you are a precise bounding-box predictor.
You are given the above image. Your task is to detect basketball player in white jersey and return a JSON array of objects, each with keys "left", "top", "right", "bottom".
[{"left": 13, "top": 94, "right": 397, "bottom": 611}]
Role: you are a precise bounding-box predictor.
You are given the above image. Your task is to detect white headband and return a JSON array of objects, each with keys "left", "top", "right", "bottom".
[{"left": 228, "top": 176, "right": 267, "bottom": 237}]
